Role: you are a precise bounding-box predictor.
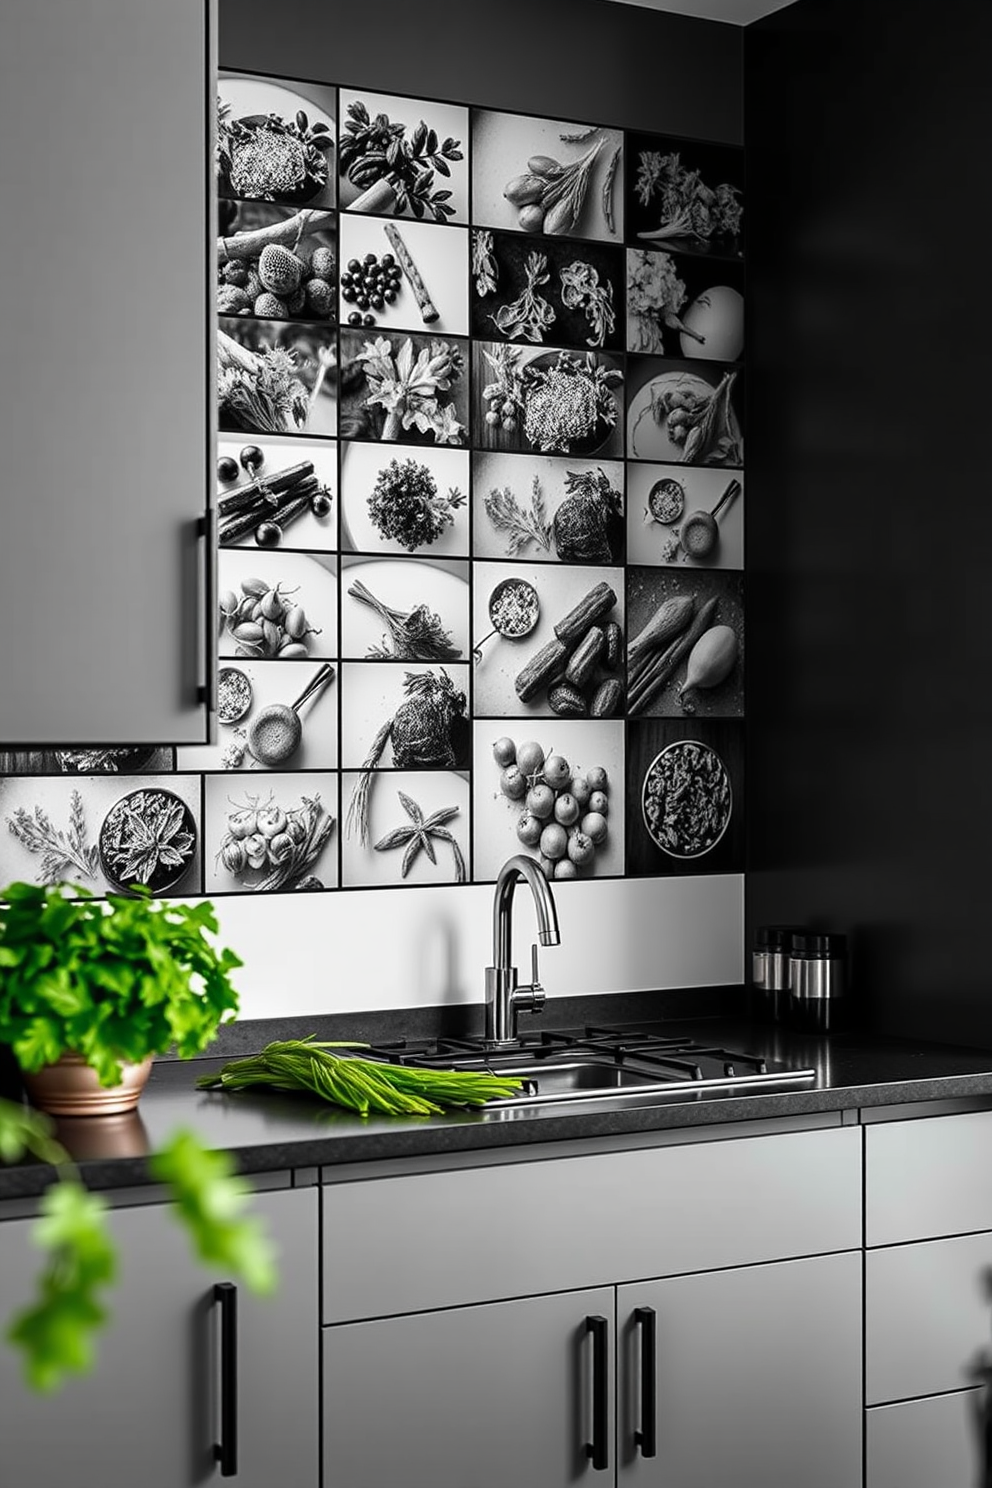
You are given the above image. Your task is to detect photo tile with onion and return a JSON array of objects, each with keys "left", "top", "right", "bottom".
[
  {"left": 340, "top": 769, "right": 470, "bottom": 888},
  {"left": 338, "top": 439, "right": 470, "bottom": 558},
  {"left": 471, "top": 341, "right": 625, "bottom": 460},
  {"left": 626, "top": 568, "right": 743, "bottom": 720},
  {"left": 625, "top": 355, "right": 744, "bottom": 468},
  {"left": 472, "top": 451, "right": 624, "bottom": 566},
  {"left": 339, "top": 215, "right": 469, "bottom": 339},
  {"left": 472, "top": 720, "right": 624, "bottom": 885},
  {"left": 217, "top": 316, "right": 337, "bottom": 441},
  {"left": 204, "top": 770, "right": 339, "bottom": 894},
  {"left": 626, "top": 719, "right": 743, "bottom": 878},
  {"left": 470, "top": 230, "right": 624, "bottom": 354},
  {"left": 472, "top": 562, "right": 625, "bottom": 721},
  {"left": 627, "top": 463, "right": 743, "bottom": 570},
  {"left": 623, "top": 131, "right": 744, "bottom": 260},
  {"left": 339, "top": 555, "right": 470, "bottom": 664},
  {"left": 471, "top": 109, "right": 623, "bottom": 243},
  {"left": 338, "top": 329, "right": 470, "bottom": 449},
  {"left": 217, "top": 199, "right": 337, "bottom": 324},
  {"left": 217, "top": 72, "right": 337, "bottom": 210},
  {"left": 337, "top": 88, "right": 469, "bottom": 225},
  {"left": 217, "top": 435, "right": 337, "bottom": 553}
]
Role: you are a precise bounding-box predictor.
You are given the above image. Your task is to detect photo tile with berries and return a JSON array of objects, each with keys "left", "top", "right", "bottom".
[
  {"left": 340, "top": 769, "right": 470, "bottom": 889},
  {"left": 471, "top": 109, "right": 623, "bottom": 243},
  {"left": 177, "top": 659, "right": 338, "bottom": 775},
  {"left": 338, "top": 441, "right": 470, "bottom": 557},
  {"left": 472, "top": 721, "right": 624, "bottom": 884},
  {"left": 626, "top": 567, "right": 743, "bottom": 720},
  {"left": 472, "top": 451, "right": 624, "bottom": 566},
  {"left": 339, "top": 217, "right": 469, "bottom": 338},
  {"left": 472, "top": 563, "right": 625, "bottom": 721},
  {"left": 470, "top": 229, "right": 624, "bottom": 354},
  {"left": 624, "top": 131, "right": 744, "bottom": 259},
  {"left": 627, "top": 463, "right": 742, "bottom": 570},
  {"left": 625, "top": 355, "right": 743, "bottom": 468},
  {"left": 217, "top": 200, "right": 337, "bottom": 324},
  {"left": 204, "top": 771, "right": 339, "bottom": 894},
  {"left": 339, "top": 330, "right": 470, "bottom": 449},
  {"left": 217, "top": 73, "right": 337, "bottom": 209},
  {"left": 339, "top": 555, "right": 470, "bottom": 665},
  {"left": 626, "top": 248, "right": 744, "bottom": 361},
  {"left": 217, "top": 436, "right": 337, "bottom": 553},
  {"left": 472, "top": 342, "right": 624, "bottom": 460},
  {"left": 218, "top": 316, "right": 338, "bottom": 440},
  {"left": 626, "top": 718, "right": 743, "bottom": 878},
  {"left": 337, "top": 88, "right": 469, "bottom": 225}
]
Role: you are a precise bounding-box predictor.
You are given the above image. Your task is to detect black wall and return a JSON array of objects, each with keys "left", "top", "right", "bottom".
[{"left": 745, "top": 0, "right": 992, "bottom": 1044}]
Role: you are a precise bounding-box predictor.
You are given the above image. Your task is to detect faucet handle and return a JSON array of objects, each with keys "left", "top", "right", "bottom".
[{"left": 516, "top": 943, "right": 547, "bottom": 1017}]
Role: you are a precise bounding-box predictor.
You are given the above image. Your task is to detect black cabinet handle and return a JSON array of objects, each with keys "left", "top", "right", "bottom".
[
  {"left": 634, "top": 1306, "right": 657, "bottom": 1458},
  {"left": 585, "top": 1314, "right": 609, "bottom": 1471},
  {"left": 196, "top": 507, "right": 218, "bottom": 721},
  {"left": 214, "top": 1282, "right": 238, "bottom": 1477}
]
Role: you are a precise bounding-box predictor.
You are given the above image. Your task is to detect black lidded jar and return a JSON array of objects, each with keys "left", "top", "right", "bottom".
[
  {"left": 751, "top": 925, "right": 806, "bottom": 1022},
  {"left": 788, "top": 931, "right": 848, "bottom": 1034}
]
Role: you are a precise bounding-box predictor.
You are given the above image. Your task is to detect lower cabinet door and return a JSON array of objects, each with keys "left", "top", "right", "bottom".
[
  {"left": 0, "top": 1187, "right": 319, "bottom": 1488},
  {"left": 867, "top": 1389, "right": 985, "bottom": 1488},
  {"left": 618, "top": 1251, "right": 862, "bottom": 1488},
  {"left": 322, "top": 1286, "right": 615, "bottom": 1488}
]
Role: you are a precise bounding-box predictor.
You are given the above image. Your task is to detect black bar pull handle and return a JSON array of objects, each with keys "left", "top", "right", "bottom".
[
  {"left": 214, "top": 1282, "right": 238, "bottom": 1477},
  {"left": 585, "top": 1314, "right": 609, "bottom": 1471},
  {"left": 634, "top": 1306, "right": 657, "bottom": 1458}
]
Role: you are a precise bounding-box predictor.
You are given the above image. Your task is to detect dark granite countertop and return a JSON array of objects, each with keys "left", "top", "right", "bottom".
[{"left": 4, "top": 1011, "right": 992, "bottom": 1202}]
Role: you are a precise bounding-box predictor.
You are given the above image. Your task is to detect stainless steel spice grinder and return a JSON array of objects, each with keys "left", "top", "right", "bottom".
[{"left": 788, "top": 931, "right": 847, "bottom": 1034}]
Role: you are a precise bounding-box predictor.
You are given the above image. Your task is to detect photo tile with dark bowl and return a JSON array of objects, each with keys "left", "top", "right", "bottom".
[
  {"left": 626, "top": 719, "right": 743, "bottom": 878},
  {"left": 217, "top": 72, "right": 337, "bottom": 209}
]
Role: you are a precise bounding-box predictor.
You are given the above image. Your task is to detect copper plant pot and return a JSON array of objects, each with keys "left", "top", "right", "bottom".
[{"left": 21, "top": 1052, "right": 154, "bottom": 1116}]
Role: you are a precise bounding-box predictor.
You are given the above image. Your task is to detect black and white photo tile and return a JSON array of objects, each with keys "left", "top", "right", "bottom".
[
  {"left": 472, "top": 720, "right": 624, "bottom": 883},
  {"left": 0, "top": 774, "right": 202, "bottom": 898},
  {"left": 204, "top": 771, "right": 339, "bottom": 894},
  {"left": 472, "top": 452, "right": 624, "bottom": 565},
  {"left": 472, "top": 562, "right": 625, "bottom": 720},
  {"left": 177, "top": 659, "right": 338, "bottom": 774},
  {"left": 339, "top": 663, "right": 471, "bottom": 772},
  {"left": 339, "top": 440, "right": 470, "bottom": 556},
  {"left": 626, "top": 568, "right": 743, "bottom": 719},
  {"left": 624, "top": 132, "right": 744, "bottom": 259},
  {"left": 217, "top": 72, "right": 336, "bottom": 209},
  {"left": 471, "top": 230, "right": 624, "bottom": 353},
  {"left": 625, "top": 355, "right": 743, "bottom": 467},
  {"left": 0, "top": 748, "right": 175, "bottom": 776},
  {"left": 340, "top": 556, "right": 470, "bottom": 663},
  {"left": 218, "top": 317, "right": 337, "bottom": 439},
  {"left": 626, "top": 249, "right": 744, "bottom": 361},
  {"left": 338, "top": 329, "right": 469, "bottom": 447},
  {"left": 339, "top": 216, "right": 469, "bottom": 337},
  {"left": 472, "top": 341, "right": 624, "bottom": 459},
  {"left": 218, "top": 550, "right": 338, "bottom": 661},
  {"left": 471, "top": 110, "right": 623, "bottom": 243},
  {"left": 337, "top": 89, "right": 469, "bottom": 224},
  {"left": 217, "top": 200, "right": 337, "bottom": 323},
  {"left": 626, "top": 464, "right": 743, "bottom": 569},
  {"left": 341, "top": 770, "right": 469, "bottom": 888},
  {"left": 217, "top": 435, "right": 338, "bottom": 552},
  {"left": 626, "top": 719, "right": 743, "bottom": 878}
]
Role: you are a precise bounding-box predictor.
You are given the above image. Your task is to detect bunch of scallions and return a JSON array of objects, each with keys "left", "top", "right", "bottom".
[{"left": 196, "top": 1038, "right": 523, "bottom": 1117}]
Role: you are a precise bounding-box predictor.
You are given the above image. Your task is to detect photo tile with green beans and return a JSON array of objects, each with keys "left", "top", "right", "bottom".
[{"left": 0, "top": 75, "right": 745, "bottom": 897}]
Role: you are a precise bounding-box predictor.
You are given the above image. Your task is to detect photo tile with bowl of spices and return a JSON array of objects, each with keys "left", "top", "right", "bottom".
[
  {"left": 217, "top": 435, "right": 337, "bottom": 552},
  {"left": 472, "top": 451, "right": 625, "bottom": 566},
  {"left": 471, "top": 109, "right": 623, "bottom": 243},
  {"left": 626, "top": 567, "right": 743, "bottom": 720},
  {"left": 339, "top": 215, "right": 469, "bottom": 338},
  {"left": 339, "top": 440, "right": 470, "bottom": 557},
  {"left": 217, "top": 72, "right": 336, "bottom": 209},
  {"left": 337, "top": 89, "right": 469, "bottom": 224},
  {"left": 623, "top": 131, "right": 744, "bottom": 261},
  {"left": 472, "top": 720, "right": 624, "bottom": 885},
  {"left": 338, "top": 328, "right": 470, "bottom": 448},
  {"left": 177, "top": 659, "right": 338, "bottom": 774},
  {"left": 217, "top": 550, "right": 338, "bottom": 663},
  {"left": 340, "top": 556, "right": 470, "bottom": 663},
  {"left": 341, "top": 768, "right": 470, "bottom": 888},
  {"left": 625, "top": 355, "right": 743, "bottom": 468},
  {"left": 626, "top": 248, "right": 744, "bottom": 362},
  {"left": 471, "top": 230, "right": 624, "bottom": 353},
  {"left": 627, "top": 462, "right": 743, "bottom": 569},
  {"left": 217, "top": 199, "right": 338, "bottom": 324},
  {"left": 218, "top": 316, "right": 338, "bottom": 440},
  {"left": 626, "top": 719, "right": 743, "bottom": 878},
  {"left": 471, "top": 562, "right": 625, "bottom": 721},
  {"left": 204, "top": 770, "right": 339, "bottom": 894},
  {"left": 472, "top": 341, "right": 625, "bottom": 460}
]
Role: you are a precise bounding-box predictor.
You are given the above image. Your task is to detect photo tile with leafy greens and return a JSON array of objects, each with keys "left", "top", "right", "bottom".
[
  {"left": 340, "top": 556, "right": 470, "bottom": 664},
  {"left": 472, "top": 563, "right": 625, "bottom": 721},
  {"left": 623, "top": 131, "right": 744, "bottom": 259},
  {"left": 626, "top": 248, "right": 744, "bottom": 361},
  {"left": 217, "top": 199, "right": 338, "bottom": 324},
  {"left": 472, "top": 342, "right": 624, "bottom": 460},
  {"left": 217, "top": 72, "right": 337, "bottom": 209},
  {"left": 627, "top": 719, "right": 743, "bottom": 878},
  {"left": 472, "top": 451, "right": 624, "bottom": 565},
  {"left": 626, "top": 567, "right": 743, "bottom": 720},
  {"left": 216, "top": 434, "right": 338, "bottom": 553},
  {"left": 471, "top": 230, "right": 624, "bottom": 353},
  {"left": 337, "top": 89, "right": 469, "bottom": 224},
  {"left": 204, "top": 771, "right": 339, "bottom": 894},
  {"left": 177, "top": 658, "right": 338, "bottom": 775},
  {"left": 339, "top": 329, "right": 469, "bottom": 448},
  {"left": 627, "top": 463, "right": 743, "bottom": 570},
  {"left": 217, "top": 316, "right": 337, "bottom": 440},
  {"left": 625, "top": 355, "right": 744, "bottom": 468},
  {"left": 339, "top": 440, "right": 470, "bottom": 557},
  {"left": 341, "top": 769, "right": 469, "bottom": 888},
  {"left": 471, "top": 109, "right": 623, "bottom": 243},
  {"left": 339, "top": 215, "right": 469, "bottom": 338}
]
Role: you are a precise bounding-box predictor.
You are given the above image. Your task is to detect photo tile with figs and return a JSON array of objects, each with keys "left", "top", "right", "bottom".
[
  {"left": 216, "top": 435, "right": 338, "bottom": 553},
  {"left": 472, "top": 109, "right": 623, "bottom": 242},
  {"left": 473, "top": 721, "right": 624, "bottom": 884},
  {"left": 627, "top": 464, "right": 742, "bottom": 569},
  {"left": 473, "top": 452, "right": 625, "bottom": 566},
  {"left": 625, "top": 355, "right": 743, "bottom": 468},
  {"left": 217, "top": 199, "right": 337, "bottom": 324},
  {"left": 204, "top": 771, "right": 339, "bottom": 894},
  {"left": 337, "top": 88, "right": 469, "bottom": 224},
  {"left": 624, "top": 132, "right": 744, "bottom": 259},
  {"left": 472, "top": 341, "right": 624, "bottom": 460},
  {"left": 471, "top": 229, "right": 624, "bottom": 353},
  {"left": 217, "top": 72, "right": 336, "bottom": 209},
  {"left": 626, "top": 719, "right": 743, "bottom": 878},
  {"left": 339, "top": 440, "right": 470, "bottom": 557},
  {"left": 339, "top": 329, "right": 469, "bottom": 448},
  {"left": 341, "top": 769, "right": 470, "bottom": 888},
  {"left": 217, "top": 316, "right": 337, "bottom": 440},
  {"left": 626, "top": 568, "right": 743, "bottom": 720},
  {"left": 340, "top": 556, "right": 470, "bottom": 664}
]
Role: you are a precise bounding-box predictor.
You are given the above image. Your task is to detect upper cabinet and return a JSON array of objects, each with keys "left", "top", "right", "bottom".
[{"left": 0, "top": 0, "right": 214, "bottom": 744}]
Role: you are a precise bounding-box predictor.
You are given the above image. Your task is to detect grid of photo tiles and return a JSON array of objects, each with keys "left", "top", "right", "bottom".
[{"left": 0, "top": 73, "right": 745, "bottom": 900}]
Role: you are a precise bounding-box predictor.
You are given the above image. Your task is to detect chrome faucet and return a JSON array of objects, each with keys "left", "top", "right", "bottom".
[{"left": 484, "top": 855, "right": 561, "bottom": 1045}]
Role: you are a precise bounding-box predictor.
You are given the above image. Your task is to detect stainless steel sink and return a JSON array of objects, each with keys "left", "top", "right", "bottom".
[{"left": 451, "top": 1051, "right": 671, "bottom": 1108}]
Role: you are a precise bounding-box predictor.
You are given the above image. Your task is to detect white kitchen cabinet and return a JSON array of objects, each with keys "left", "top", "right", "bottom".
[
  {"left": 0, "top": 0, "right": 215, "bottom": 744},
  {"left": 0, "top": 1186, "right": 319, "bottom": 1488},
  {"left": 867, "top": 1390, "right": 986, "bottom": 1488}
]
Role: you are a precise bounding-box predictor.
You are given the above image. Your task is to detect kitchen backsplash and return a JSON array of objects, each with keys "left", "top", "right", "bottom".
[{"left": 0, "top": 35, "right": 746, "bottom": 1014}]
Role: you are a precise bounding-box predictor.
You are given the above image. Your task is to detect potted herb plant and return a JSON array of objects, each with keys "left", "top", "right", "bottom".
[{"left": 0, "top": 882, "right": 242, "bottom": 1115}]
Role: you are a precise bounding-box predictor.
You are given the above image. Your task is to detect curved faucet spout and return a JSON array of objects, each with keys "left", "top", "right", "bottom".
[{"left": 486, "top": 855, "right": 560, "bottom": 1044}]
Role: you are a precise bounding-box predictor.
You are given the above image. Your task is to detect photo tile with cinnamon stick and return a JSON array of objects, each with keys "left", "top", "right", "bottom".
[
  {"left": 472, "top": 451, "right": 624, "bottom": 566},
  {"left": 624, "top": 132, "right": 744, "bottom": 259},
  {"left": 338, "top": 89, "right": 469, "bottom": 224},
  {"left": 626, "top": 568, "right": 743, "bottom": 720},
  {"left": 627, "top": 719, "right": 743, "bottom": 878},
  {"left": 217, "top": 435, "right": 338, "bottom": 553},
  {"left": 471, "top": 230, "right": 624, "bottom": 354},
  {"left": 204, "top": 771, "right": 339, "bottom": 894},
  {"left": 339, "top": 215, "right": 469, "bottom": 338},
  {"left": 472, "top": 109, "right": 623, "bottom": 243}
]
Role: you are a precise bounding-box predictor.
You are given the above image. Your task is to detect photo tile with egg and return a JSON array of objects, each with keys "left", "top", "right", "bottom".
[
  {"left": 626, "top": 248, "right": 744, "bottom": 362},
  {"left": 623, "top": 131, "right": 744, "bottom": 260}
]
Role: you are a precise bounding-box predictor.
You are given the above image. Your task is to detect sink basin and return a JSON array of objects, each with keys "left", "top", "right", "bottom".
[{"left": 450, "top": 1051, "right": 662, "bottom": 1107}]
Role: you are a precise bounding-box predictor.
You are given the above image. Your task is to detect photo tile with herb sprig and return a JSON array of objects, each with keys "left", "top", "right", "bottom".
[
  {"left": 216, "top": 435, "right": 338, "bottom": 554},
  {"left": 218, "top": 316, "right": 338, "bottom": 441},
  {"left": 626, "top": 248, "right": 744, "bottom": 362},
  {"left": 217, "top": 200, "right": 338, "bottom": 325},
  {"left": 217, "top": 72, "right": 337, "bottom": 209},
  {"left": 471, "top": 230, "right": 623, "bottom": 354},
  {"left": 204, "top": 771, "right": 339, "bottom": 894},
  {"left": 627, "top": 719, "right": 743, "bottom": 878},
  {"left": 339, "top": 215, "right": 469, "bottom": 339},
  {"left": 624, "top": 131, "right": 744, "bottom": 260},
  {"left": 340, "top": 556, "right": 470, "bottom": 664},
  {"left": 472, "top": 109, "right": 623, "bottom": 243},
  {"left": 472, "top": 342, "right": 625, "bottom": 461},
  {"left": 472, "top": 451, "right": 624, "bottom": 566},
  {"left": 340, "top": 769, "right": 470, "bottom": 888},
  {"left": 339, "top": 330, "right": 470, "bottom": 449},
  {"left": 625, "top": 355, "right": 744, "bottom": 469},
  {"left": 338, "top": 89, "right": 469, "bottom": 225},
  {"left": 339, "top": 441, "right": 470, "bottom": 558}
]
